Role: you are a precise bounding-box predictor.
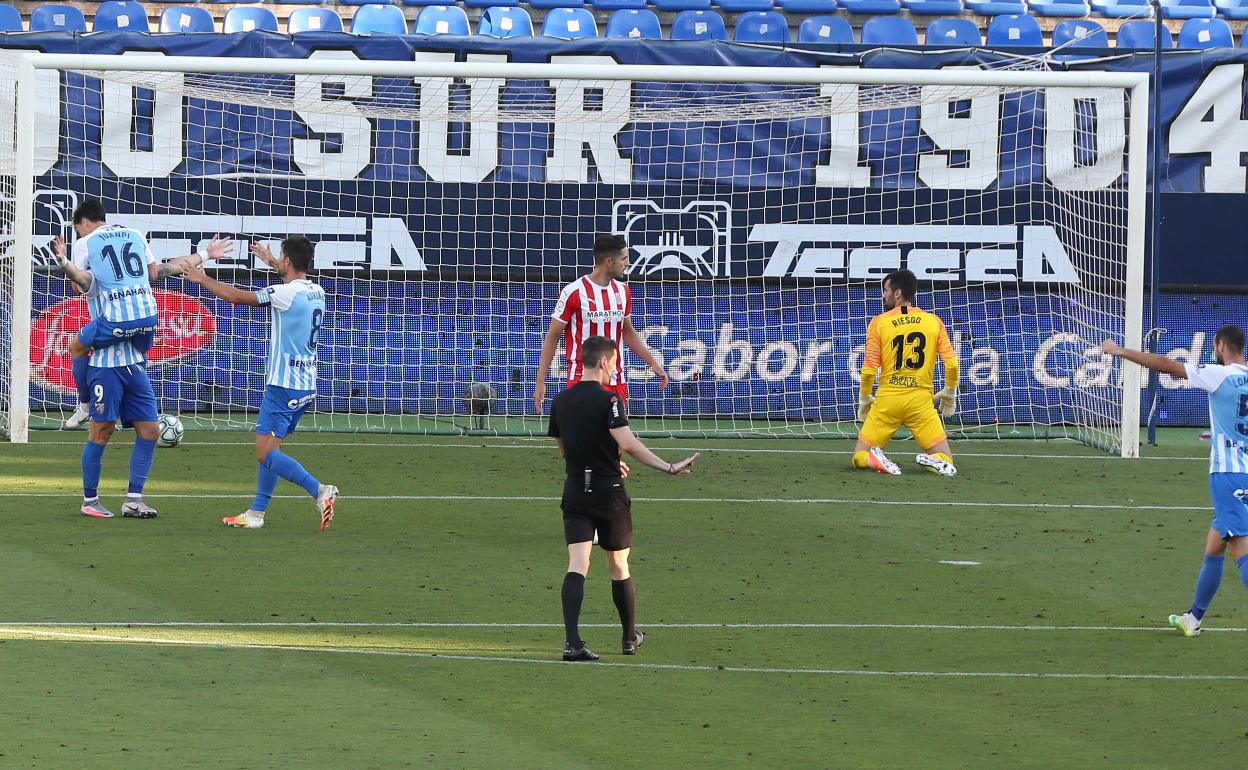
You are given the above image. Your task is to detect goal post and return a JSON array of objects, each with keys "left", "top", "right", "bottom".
[{"left": 0, "top": 52, "right": 1148, "bottom": 455}]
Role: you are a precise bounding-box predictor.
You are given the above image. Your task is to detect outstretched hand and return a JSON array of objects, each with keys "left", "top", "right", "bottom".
[
  {"left": 1100, "top": 339, "right": 1122, "bottom": 356},
  {"left": 669, "top": 452, "right": 700, "bottom": 475},
  {"left": 53, "top": 235, "right": 67, "bottom": 264},
  {"left": 250, "top": 240, "right": 279, "bottom": 270}
]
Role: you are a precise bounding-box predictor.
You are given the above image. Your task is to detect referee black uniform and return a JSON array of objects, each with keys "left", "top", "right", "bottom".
[{"left": 547, "top": 381, "right": 632, "bottom": 550}]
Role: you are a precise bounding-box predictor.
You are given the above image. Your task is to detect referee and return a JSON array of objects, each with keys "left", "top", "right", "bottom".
[{"left": 548, "top": 335, "right": 699, "bottom": 662}]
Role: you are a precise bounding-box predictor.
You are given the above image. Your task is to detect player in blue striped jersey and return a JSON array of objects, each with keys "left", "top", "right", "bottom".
[
  {"left": 1103, "top": 326, "right": 1248, "bottom": 637},
  {"left": 182, "top": 235, "right": 338, "bottom": 531}
]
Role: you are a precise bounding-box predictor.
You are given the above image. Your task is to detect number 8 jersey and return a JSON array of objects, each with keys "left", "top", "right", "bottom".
[
  {"left": 863, "top": 305, "right": 955, "bottom": 397},
  {"left": 257, "top": 279, "right": 326, "bottom": 391},
  {"left": 71, "top": 225, "right": 158, "bottom": 323}
]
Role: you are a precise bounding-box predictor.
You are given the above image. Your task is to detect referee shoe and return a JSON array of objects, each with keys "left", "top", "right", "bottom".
[
  {"left": 563, "top": 643, "right": 599, "bottom": 662},
  {"left": 623, "top": 629, "right": 645, "bottom": 656}
]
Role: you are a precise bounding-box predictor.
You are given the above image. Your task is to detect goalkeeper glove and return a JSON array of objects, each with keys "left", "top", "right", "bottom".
[
  {"left": 934, "top": 387, "right": 957, "bottom": 417},
  {"left": 857, "top": 394, "right": 875, "bottom": 422}
]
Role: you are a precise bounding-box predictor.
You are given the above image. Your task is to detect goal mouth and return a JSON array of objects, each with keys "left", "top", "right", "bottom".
[{"left": 0, "top": 54, "right": 1147, "bottom": 456}]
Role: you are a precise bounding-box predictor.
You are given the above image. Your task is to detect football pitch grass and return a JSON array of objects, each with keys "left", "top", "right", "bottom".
[{"left": 1, "top": 429, "right": 1245, "bottom": 768}]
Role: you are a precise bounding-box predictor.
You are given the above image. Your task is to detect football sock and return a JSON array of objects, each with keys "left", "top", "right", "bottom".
[
  {"left": 82, "top": 440, "right": 106, "bottom": 500},
  {"left": 933, "top": 452, "right": 953, "bottom": 465},
  {"left": 262, "top": 450, "right": 320, "bottom": 498},
  {"left": 852, "top": 450, "right": 870, "bottom": 469},
  {"left": 562, "top": 572, "right": 586, "bottom": 647},
  {"left": 72, "top": 354, "right": 91, "bottom": 407},
  {"left": 1237, "top": 554, "right": 1248, "bottom": 591},
  {"left": 251, "top": 462, "right": 279, "bottom": 513},
  {"left": 612, "top": 577, "right": 636, "bottom": 639},
  {"left": 127, "top": 437, "right": 157, "bottom": 495},
  {"left": 1189, "top": 554, "right": 1224, "bottom": 620}
]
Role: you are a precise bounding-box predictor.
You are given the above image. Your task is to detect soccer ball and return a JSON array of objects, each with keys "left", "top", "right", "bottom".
[{"left": 157, "top": 414, "right": 184, "bottom": 448}]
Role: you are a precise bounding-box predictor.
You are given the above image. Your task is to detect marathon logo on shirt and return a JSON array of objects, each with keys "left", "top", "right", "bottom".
[{"left": 585, "top": 309, "right": 626, "bottom": 323}]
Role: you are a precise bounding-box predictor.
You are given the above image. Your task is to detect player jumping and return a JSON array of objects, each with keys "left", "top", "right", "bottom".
[
  {"left": 181, "top": 237, "right": 338, "bottom": 531},
  {"left": 854, "top": 269, "right": 959, "bottom": 477}
]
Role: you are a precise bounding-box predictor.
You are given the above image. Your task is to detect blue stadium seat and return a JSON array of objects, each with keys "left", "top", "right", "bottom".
[
  {"left": 541, "top": 7, "right": 597, "bottom": 37},
  {"left": 528, "top": 0, "right": 581, "bottom": 8},
  {"left": 1091, "top": 0, "right": 1153, "bottom": 16},
  {"left": 1029, "top": 0, "right": 1091, "bottom": 16},
  {"left": 1052, "top": 18, "right": 1109, "bottom": 46},
  {"left": 30, "top": 5, "right": 86, "bottom": 31},
  {"left": 92, "top": 1, "right": 149, "bottom": 31},
  {"left": 223, "top": 6, "right": 278, "bottom": 32},
  {"left": 985, "top": 13, "right": 1042, "bottom": 45},
  {"left": 902, "top": 0, "right": 964, "bottom": 12},
  {"left": 465, "top": 0, "right": 518, "bottom": 7},
  {"left": 0, "top": 4, "right": 22, "bottom": 31},
  {"left": 670, "top": 9, "right": 726, "bottom": 38},
  {"left": 415, "top": 4, "right": 470, "bottom": 34},
  {"left": 716, "top": 0, "right": 774, "bottom": 11},
  {"left": 1178, "top": 16, "right": 1233, "bottom": 44},
  {"left": 159, "top": 5, "right": 214, "bottom": 31},
  {"left": 923, "top": 16, "right": 981, "bottom": 45},
  {"left": 860, "top": 16, "right": 918, "bottom": 44},
  {"left": 779, "top": 0, "right": 837, "bottom": 11},
  {"left": 400, "top": 0, "right": 455, "bottom": 6},
  {"left": 281, "top": 0, "right": 328, "bottom": 5},
  {"left": 1116, "top": 19, "right": 1175, "bottom": 46},
  {"left": 1160, "top": 0, "right": 1216, "bottom": 16},
  {"left": 591, "top": 0, "right": 646, "bottom": 8},
  {"left": 839, "top": 0, "right": 902, "bottom": 11},
  {"left": 654, "top": 0, "right": 713, "bottom": 10},
  {"left": 797, "top": 15, "right": 852, "bottom": 41},
  {"left": 339, "top": 0, "right": 383, "bottom": 5},
  {"left": 1216, "top": 0, "right": 1248, "bottom": 18},
  {"left": 350, "top": 3, "right": 407, "bottom": 33},
  {"left": 606, "top": 8, "right": 662, "bottom": 37},
  {"left": 478, "top": 5, "right": 532, "bottom": 35},
  {"left": 289, "top": 7, "right": 344, "bottom": 32},
  {"left": 964, "top": 0, "right": 1027, "bottom": 13},
  {"left": 733, "top": 10, "right": 789, "bottom": 40}
]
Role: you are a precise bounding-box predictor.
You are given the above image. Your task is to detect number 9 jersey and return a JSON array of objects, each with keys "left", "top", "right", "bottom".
[
  {"left": 863, "top": 305, "right": 955, "bottom": 397},
  {"left": 257, "top": 279, "right": 326, "bottom": 391}
]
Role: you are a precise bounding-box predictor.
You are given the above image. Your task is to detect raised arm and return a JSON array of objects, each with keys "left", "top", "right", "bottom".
[
  {"left": 609, "top": 424, "right": 698, "bottom": 475},
  {"left": 53, "top": 236, "right": 92, "bottom": 292},
  {"left": 1101, "top": 339, "right": 1187, "bottom": 379},
  {"left": 181, "top": 261, "right": 263, "bottom": 306},
  {"left": 622, "top": 317, "right": 669, "bottom": 389},
  {"left": 149, "top": 235, "right": 234, "bottom": 282}
]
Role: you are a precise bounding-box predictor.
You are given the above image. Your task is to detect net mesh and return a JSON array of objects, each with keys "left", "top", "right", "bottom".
[{"left": 0, "top": 58, "right": 1136, "bottom": 450}]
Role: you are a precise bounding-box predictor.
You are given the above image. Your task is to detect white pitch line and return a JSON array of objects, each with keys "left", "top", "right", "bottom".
[
  {"left": 1, "top": 620, "right": 1242, "bottom": 633},
  {"left": 1, "top": 627, "right": 1242, "bottom": 682},
  {"left": 0, "top": 492, "right": 1207, "bottom": 510}
]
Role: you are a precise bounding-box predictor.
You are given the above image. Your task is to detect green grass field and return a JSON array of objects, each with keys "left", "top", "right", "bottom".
[{"left": 2, "top": 429, "right": 1246, "bottom": 768}]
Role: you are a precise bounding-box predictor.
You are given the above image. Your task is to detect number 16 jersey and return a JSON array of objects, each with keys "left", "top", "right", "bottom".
[
  {"left": 257, "top": 279, "right": 326, "bottom": 391},
  {"left": 863, "top": 305, "right": 954, "bottom": 397},
  {"left": 71, "top": 225, "right": 158, "bottom": 324}
]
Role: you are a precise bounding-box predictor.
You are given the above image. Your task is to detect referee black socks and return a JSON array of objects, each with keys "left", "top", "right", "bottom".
[
  {"left": 611, "top": 577, "right": 636, "bottom": 641},
  {"left": 562, "top": 572, "right": 586, "bottom": 647}
]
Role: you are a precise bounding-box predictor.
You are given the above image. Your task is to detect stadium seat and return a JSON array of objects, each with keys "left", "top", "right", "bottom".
[
  {"left": 733, "top": 10, "right": 789, "bottom": 41},
  {"left": 1091, "top": 0, "right": 1153, "bottom": 16},
  {"left": 477, "top": 5, "right": 532, "bottom": 35},
  {"left": 1178, "top": 16, "right": 1233, "bottom": 45},
  {"left": 159, "top": 5, "right": 214, "bottom": 32},
  {"left": 0, "top": 4, "right": 22, "bottom": 31},
  {"left": 92, "top": 1, "right": 149, "bottom": 31},
  {"left": 223, "top": 6, "right": 278, "bottom": 32},
  {"left": 839, "top": 0, "right": 902, "bottom": 11},
  {"left": 591, "top": 0, "right": 646, "bottom": 9},
  {"left": 1160, "top": 0, "right": 1216, "bottom": 16},
  {"left": 670, "top": 9, "right": 727, "bottom": 39},
  {"left": 902, "top": 0, "right": 964, "bottom": 13},
  {"left": 985, "top": 13, "right": 1042, "bottom": 45},
  {"left": 529, "top": 0, "right": 583, "bottom": 7},
  {"left": 400, "top": 0, "right": 456, "bottom": 6},
  {"left": 964, "top": 0, "right": 1027, "bottom": 13},
  {"left": 1052, "top": 18, "right": 1109, "bottom": 47},
  {"left": 1216, "top": 0, "right": 1248, "bottom": 18},
  {"left": 1116, "top": 19, "right": 1175, "bottom": 47},
  {"left": 923, "top": 16, "right": 981, "bottom": 45},
  {"left": 465, "top": 0, "right": 518, "bottom": 7},
  {"left": 288, "top": 7, "right": 344, "bottom": 32},
  {"left": 653, "top": 0, "right": 713, "bottom": 10},
  {"left": 30, "top": 5, "right": 86, "bottom": 32},
  {"left": 338, "top": 0, "right": 382, "bottom": 5},
  {"left": 541, "top": 7, "right": 597, "bottom": 38},
  {"left": 797, "top": 15, "right": 853, "bottom": 41},
  {"left": 1029, "top": 0, "right": 1092, "bottom": 16},
  {"left": 779, "top": 0, "right": 837, "bottom": 12},
  {"left": 605, "top": 8, "right": 662, "bottom": 37},
  {"left": 281, "top": 0, "right": 327, "bottom": 5},
  {"left": 415, "top": 4, "right": 470, "bottom": 34},
  {"left": 350, "top": 3, "right": 408, "bottom": 33},
  {"left": 715, "top": 0, "right": 774, "bottom": 11},
  {"left": 860, "top": 16, "right": 918, "bottom": 45}
]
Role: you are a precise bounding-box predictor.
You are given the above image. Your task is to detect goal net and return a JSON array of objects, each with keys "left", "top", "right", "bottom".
[{"left": 0, "top": 54, "right": 1147, "bottom": 454}]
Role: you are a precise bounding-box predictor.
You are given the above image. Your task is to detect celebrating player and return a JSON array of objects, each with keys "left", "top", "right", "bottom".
[
  {"left": 57, "top": 199, "right": 227, "bottom": 430},
  {"left": 533, "top": 234, "right": 668, "bottom": 412},
  {"left": 854, "top": 269, "right": 959, "bottom": 477},
  {"left": 1102, "top": 327, "right": 1248, "bottom": 637},
  {"left": 53, "top": 200, "right": 226, "bottom": 518},
  {"left": 181, "top": 237, "right": 339, "bottom": 531}
]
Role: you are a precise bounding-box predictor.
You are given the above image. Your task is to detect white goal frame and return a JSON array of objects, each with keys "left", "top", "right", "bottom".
[{"left": 3, "top": 53, "right": 1149, "bottom": 456}]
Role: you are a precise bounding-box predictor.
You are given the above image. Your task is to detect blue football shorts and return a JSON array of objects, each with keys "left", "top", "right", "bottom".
[
  {"left": 1209, "top": 472, "right": 1248, "bottom": 540},
  {"left": 256, "top": 385, "right": 315, "bottom": 438},
  {"left": 87, "top": 363, "right": 158, "bottom": 427},
  {"left": 78, "top": 315, "right": 158, "bottom": 356}
]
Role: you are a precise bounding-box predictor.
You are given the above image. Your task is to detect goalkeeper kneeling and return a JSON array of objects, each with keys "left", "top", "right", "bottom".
[{"left": 851, "top": 269, "right": 959, "bottom": 477}]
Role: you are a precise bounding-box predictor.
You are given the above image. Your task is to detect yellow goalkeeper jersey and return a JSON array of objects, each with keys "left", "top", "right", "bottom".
[{"left": 863, "top": 305, "right": 956, "bottom": 397}]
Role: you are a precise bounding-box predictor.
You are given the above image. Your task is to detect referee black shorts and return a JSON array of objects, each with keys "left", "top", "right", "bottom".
[{"left": 561, "top": 477, "right": 632, "bottom": 551}]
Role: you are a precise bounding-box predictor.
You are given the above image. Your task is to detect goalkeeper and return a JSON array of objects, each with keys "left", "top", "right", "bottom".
[{"left": 853, "top": 269, "right": 959, "bottom": 477}]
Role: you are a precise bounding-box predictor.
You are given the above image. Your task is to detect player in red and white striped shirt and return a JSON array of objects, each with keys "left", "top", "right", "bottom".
[{"left": 534, "top": 235, "right": 669, "bottom": 412}]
